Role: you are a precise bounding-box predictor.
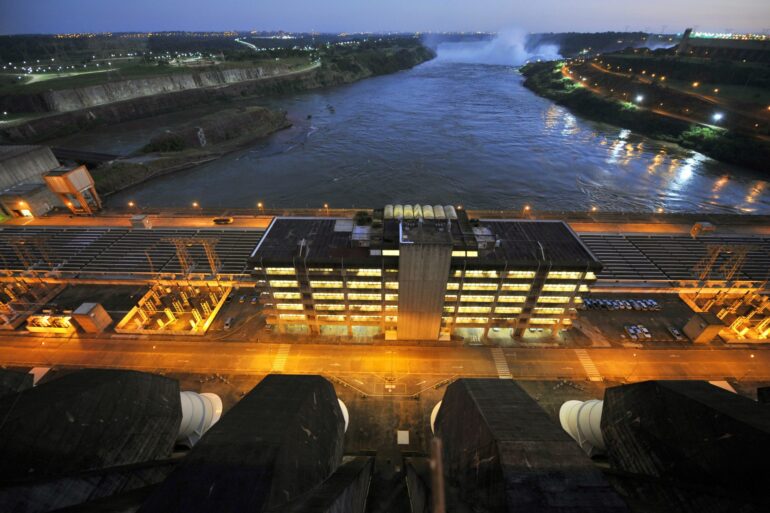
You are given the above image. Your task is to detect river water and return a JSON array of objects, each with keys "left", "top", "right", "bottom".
[{"left": 95, "top": 54, "right": 768, "bottom": 213}]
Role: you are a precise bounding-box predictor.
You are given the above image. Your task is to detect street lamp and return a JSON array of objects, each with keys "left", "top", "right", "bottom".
[
  {"left": 192, "top": 201, "right": 199, "bottom": 208},
  {"left": 128, "top": 201, "right": 135, "bottom": 208},
  {"left": 712, "top": 112, "right": 724, "bottom": 123},
  {"left": 634, "top": 94, "right": 644, "bottom": 103}
]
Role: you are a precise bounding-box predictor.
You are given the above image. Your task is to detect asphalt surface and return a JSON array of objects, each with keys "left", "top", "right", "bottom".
[{"left": 2, "top": 335, "right": 767, "bottom": 396}]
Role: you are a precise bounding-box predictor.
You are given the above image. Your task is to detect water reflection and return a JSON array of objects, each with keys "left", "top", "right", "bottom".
[{"left": 94, "top": 60, "right": 769, "bottom": 213}]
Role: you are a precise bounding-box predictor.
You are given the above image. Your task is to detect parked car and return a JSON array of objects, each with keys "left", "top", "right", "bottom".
[
  {"left": 250, "top": 296, "right": 258, "bottom": 305},
  {"left": 668, "top": 326, "right": 684, "bottom": 341},
  {"left": 213, "top": 217, "right": 234, "bottom": 225},
  {"left": 238, "top": 295, "right": 246, "bottom": 303},
  {"left": 224, "top": 317, "right": 234, "bottom": 330}
]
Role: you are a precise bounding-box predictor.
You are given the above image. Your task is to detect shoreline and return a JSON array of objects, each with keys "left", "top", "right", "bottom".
[{"left": 519, "top": 62, "right": 770, "bottom": 174}]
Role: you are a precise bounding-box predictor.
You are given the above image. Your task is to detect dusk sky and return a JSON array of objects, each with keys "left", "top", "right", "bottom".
[{"left": 1, "top": 0, "right": 768, "bottom": 35}]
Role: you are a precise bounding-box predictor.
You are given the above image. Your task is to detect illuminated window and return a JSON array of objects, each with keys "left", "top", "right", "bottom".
[
  {"left": 385, "top": 294, "right": 398, "bottom": 301},
  {"left": 498, "top": 296, "right": 526, "bottom": 303},
  {"left": 351, "top": 315, "right": 380, "bottom": 321},
  {"left": 451, "top": 250, "right": 479, "bottom": 258},
  {"left": 443, "top": 306, "right": 455, "bottom": 313},
  {"left": 452, "top": 270, "right": 463, "bottom": 277},
  {"left": 385, "top": 316, "right": 398, "bottom": 322},
  {"left": 501, "top": 283, "right": 530, "bottom": 291},
  {"left": 507, "top": 271, "right": 536, "bottom": 278},
  {"left": 318, "top": 314, "right": 345, "bottom": 321},
  {"left": 273, "top": 292, "right": 301, "bottom": 299},
  {"left": 276, "top": 303, "right": 303, "bottom": 310},
  {"left": 529, "top": 318, "right": 558, "bottom": 324},
  {"left": 459, "top": 295, "right": 494, "bottom": 302},
  {"left": 310, "top": 281, "right": 343, "bottom": 288},
  {"left": 385, "top": 305, "right": 398, "bottom": 311},
  {"left": 585, "top": 272, "right": 597, "bottom": 280},
  {"left": 465, "top": 270, "right": 499, "bottom": 278},
  {"left": 538, "top": 296, "right": 570, "bottom": 303},
  {"left": 315, "top": 304, "right": 345, "bottom": 311},
  {"left": 313, "top": 292, "right": 344, "bottom": 300},
  {"left": 534, "top": 307, "right": 565, "bottom": 314},
  {"left": 383, "top": 249, "right": 400, "bottom": 256},
  {"left": 270, "top": 280, "right": 298, "bottom": 288},
  {"left": 348, "top": 293, "right": 382, "bottom": 301},
  {"left": 347, "top": 281, "right": 381, "bottom": 289},
  {"left": 253, "top": 267, "right": 263, "bottom": 271},
  {"left": 351, "top": 268, "right": 381, "bottom": 276},
  {"left": 350, "top": 304, "right": 381, "bottom": 312},
  {"left": 574, "top": 297, "right": 583, "bottom": 304},
  {"left": 467, "top": 251, "right": 478, "bottom": 257},
  {"left": 456, "top": 317, "right": 488, "bottom": 323},
  {"left": 309, "top": 268, "right": 335, "bottom": 273},
  {"left": 442, "top": 316, "right": 454, "bottom": 323},
  {"left": 542, "top": 284, "right": 577, "bottom": 292},
  {"left": 279, "top": 314, "right": 305, "bottom": 320},
  {"left": 547, "top": 271, "right": 581, "bottom": 280},
  {"left": 579, "top": 284, "right": 590, "bottom": 292},
  {"left": 385, "top": 282, "right": 399, "bottom": 289},
  {"left": 462, "top": 283, "right": 498, "bottom": 291},
  {"left": 444, "top": 294, "right": 457, "bottom": 301},
  {"left": 495, "top": 307, "right": 522, "bottom": 314},
  {"left": 458, "top": 306, "right": 491, "bottom": 313},
  {"left": 446, "top": 283, "right": 460, "bottom": 290},
  {"left": 266, "top": 267, "right": 296, "bottom": 275}
]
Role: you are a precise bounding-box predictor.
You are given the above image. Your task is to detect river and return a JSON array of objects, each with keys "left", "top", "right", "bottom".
[{"left": 91, "top": 54, "right": 768, "bottom": 213}]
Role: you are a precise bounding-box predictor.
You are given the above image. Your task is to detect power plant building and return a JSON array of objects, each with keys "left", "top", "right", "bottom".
[{"left": 249, "top": 206, "right": 601, "bottom": 340}]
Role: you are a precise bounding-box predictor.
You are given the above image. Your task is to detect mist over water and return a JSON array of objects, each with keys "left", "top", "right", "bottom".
[{"left": 435, "top": 30, "right": 561, "bottom": 66}]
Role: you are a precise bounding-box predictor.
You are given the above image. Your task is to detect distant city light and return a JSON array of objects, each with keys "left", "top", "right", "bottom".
[
  {"left": 635, "top": 95, "right": 644, "bottom": 103},
  {"left": 692, "top": 82, "right": 700, "bottom": 88},
  {"left": 712, "top": 113, "right": 724, "bottom": 122}
]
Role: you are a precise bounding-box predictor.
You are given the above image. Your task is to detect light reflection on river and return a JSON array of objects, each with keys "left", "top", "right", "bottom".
[{"left": 96, "top": 59, "right": 769, "bottom": 213}]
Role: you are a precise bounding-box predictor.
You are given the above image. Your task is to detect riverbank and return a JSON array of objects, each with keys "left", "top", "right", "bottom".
[
  {"left": 0, "top": 41, "right": 435, "bottom": 145},
  {"left": 520, "top": 61, "right": 770, "bottom": 174},
  {"left": 91, "top": 106, "right": 291, "bottom": 196}
]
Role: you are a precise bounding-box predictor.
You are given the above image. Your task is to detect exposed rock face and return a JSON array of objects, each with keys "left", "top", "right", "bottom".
[
  {"left": 141, "top": 106, "right": 290, "bottom": 153},
  {"left": 0, "top": 66, "right": 290, "bottom": 114}
]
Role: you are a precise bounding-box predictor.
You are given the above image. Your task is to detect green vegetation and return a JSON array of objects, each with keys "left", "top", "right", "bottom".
[{"left": 521, "top": 61, "right": 770, "bottom": 173}]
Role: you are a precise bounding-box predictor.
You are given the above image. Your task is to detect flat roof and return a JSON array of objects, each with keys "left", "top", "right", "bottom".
[{"left": 250, "top": 217, "right": 602, "bottom": 270}]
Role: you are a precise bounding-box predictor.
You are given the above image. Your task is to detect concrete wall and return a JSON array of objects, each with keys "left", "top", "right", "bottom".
[
  {"left": 397, "top": 242, "right": 452, "bottom": 340},
  {"left": 435, "top": 379, "right": 627, "bottom": 512},
  {"left": 0, "top": 146, "right": 59, "bottom": 190}
]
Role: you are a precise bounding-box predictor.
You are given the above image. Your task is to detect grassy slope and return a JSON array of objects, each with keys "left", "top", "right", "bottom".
[{"left": 520, "top": 61, "right": 770, "bottom": 174}]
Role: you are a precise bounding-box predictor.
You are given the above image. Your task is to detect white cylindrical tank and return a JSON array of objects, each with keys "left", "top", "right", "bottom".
[
  {"left": 434, "top": 205, "right": 446, "bottom": 219},
  {"left": 559, "top": 399, "right": 605, "bottom": 456},
  {"left": 422, "top": 205, "right": 435, "bottom": 219},
  {"left": 413, "top": 204, "right": 423, "bottom": 219},
  {"left": 444, "top": 205, "right": 458, "bottom": 219},
  {"left": 384, "top": 205, "right": 394, "bottom": 219},
  {"left": 404, "top": 204, "right": 414, "bottom": 220},
  {"left": 177, "top": 391, "right": 223, "bottom": 448},
  {"left": 338, "top": 399, "right": 349, "bottom": 433},
  {"left": 430, "top": 401, "right": 442, "bottom": 434},
  {"left": 394, "top": 204, "right": 403, "bottom": 219}
]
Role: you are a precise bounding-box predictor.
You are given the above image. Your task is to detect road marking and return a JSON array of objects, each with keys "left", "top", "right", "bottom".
[
  {"left": 271, "top": 344, "right": 290, "bottom": 372},
  {"left": 574, "top": 349, "right": 603, "bottom": 382},
  {"left": 490, "top": 347, "right": 512, "bottom": 379}
]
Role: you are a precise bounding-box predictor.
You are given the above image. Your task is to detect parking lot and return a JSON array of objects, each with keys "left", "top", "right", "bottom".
[
  {"left": 578, "top": 294, "right": 697, "bottom": 347},
  {"left": 207, "top": 285, "right": 263, "bottom": 335}
]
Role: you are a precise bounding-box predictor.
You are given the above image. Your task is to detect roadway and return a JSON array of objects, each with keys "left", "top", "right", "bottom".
[
  {"left": 1, "top": 334, "right": 767, "bottom": 396},
  {"left": 4, "top": 213, "right": 274, "bottom": 230}
]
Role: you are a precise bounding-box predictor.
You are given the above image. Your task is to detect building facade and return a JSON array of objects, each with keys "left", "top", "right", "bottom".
[{"left": 249, "top": 206, "right": 601, "bottom": 341}]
